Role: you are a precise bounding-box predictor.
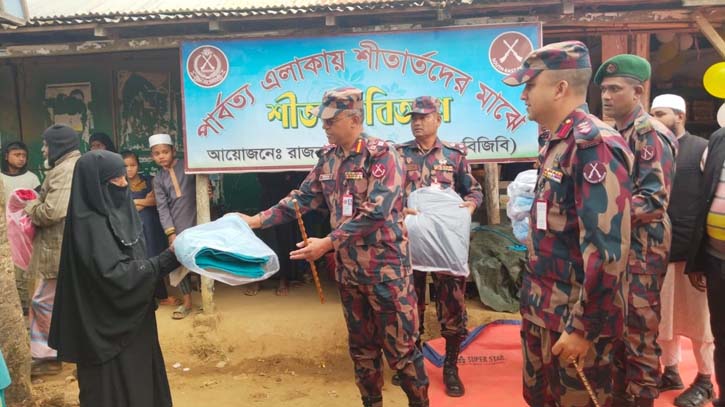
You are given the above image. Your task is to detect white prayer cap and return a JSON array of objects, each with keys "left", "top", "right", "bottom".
[
  {"left": 148, "top": 133, "right": 173, "bottom": 148},
  {"left": 651, "top": 94, "right": 686, "bottom": 113}
]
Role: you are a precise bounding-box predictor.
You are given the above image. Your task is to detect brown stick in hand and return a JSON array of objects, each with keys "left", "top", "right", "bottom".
[
  {"left": 572, "top": 359, "right": 600, "bottom": 407},
  {"left": 292, "top": 199, "right": 325, "bottom": 304}
]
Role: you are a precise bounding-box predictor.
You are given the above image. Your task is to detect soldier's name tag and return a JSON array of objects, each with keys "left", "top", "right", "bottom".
[
  {"left": 433, "top": 164, "right": 454, "bottom": 172},
  {"left": 543, "top": 168, "right": 563, "bottom": 183},
  {"left": 319, "top": 173, "right": 333, "bottom": 181},
  {"left": 342, "top": 193, "right": 353, "bottom": 217},
  {"left": 344, "top": 171, "right": 364, "bottom": 180},
  {"left": 536, "top": 200, "right": 547, "bottom": 230}
]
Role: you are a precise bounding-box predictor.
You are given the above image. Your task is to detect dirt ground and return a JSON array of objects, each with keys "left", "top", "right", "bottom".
[{"left": 31, "top": 279, "right": 517, "bottom": 407}]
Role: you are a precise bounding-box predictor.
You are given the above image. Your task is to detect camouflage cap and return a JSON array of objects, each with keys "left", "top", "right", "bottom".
[
  {"left": 502, "top": 40, "right": 591, "bottom": 86},
  {"left": 310, "top": 87, "right": 363, "bottom": 120},
  {"left": 405, "top": 96, "right": 441, "bottom": 116},
  {"left": 593, "top": 54, "right": 651, "bottom": 85}
]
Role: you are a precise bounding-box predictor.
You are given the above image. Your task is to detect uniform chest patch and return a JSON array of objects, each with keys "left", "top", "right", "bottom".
[
  {"left": 344, "top": 171, "right": 364, "bottom": 180},
  {"left": 640, "top": 145, "right": 655, "bottom": 161},
  {"left": 319, "top": 173, "right": 333, "bottom": 181},
  {"left": 543, "top": 168, "right": 563, "bottom": 183},
  {"left": 433, "top": 164, "right": 454, "bottom": 172},
  {"left": 371, "top": 163, "right": 387, "bottom": 178},
  {"left": 406, "top": 164, "right": 418, "bottom": 171},
  {"left": 583, "top": 161, "right": 607, "bottom": 184}
]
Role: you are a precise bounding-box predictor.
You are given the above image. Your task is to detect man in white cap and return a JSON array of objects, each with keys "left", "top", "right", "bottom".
[{"left": 651, "top": 94, "right": 714, "bottom": 407}]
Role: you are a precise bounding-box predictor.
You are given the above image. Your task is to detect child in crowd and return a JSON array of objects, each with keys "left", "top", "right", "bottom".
[
  {"left": 2, "top": 141, "right": 41, "bottom": 314},
  {"left": 149, "top": 134, "right": 197, "bottom": 319},
  {"left": 122, "top": 150, "right": 176, "bottom": 305},
  {"left": 2, "top": 141, "right": 40, "bottom": 204}
]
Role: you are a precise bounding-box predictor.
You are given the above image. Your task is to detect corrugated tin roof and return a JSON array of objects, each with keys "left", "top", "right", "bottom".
[
  {"left": 28, "top": 0, "right": 428, "bottom": 20},
  {"left": 21, "top": 0, "right": 452, "bottom": 26}
]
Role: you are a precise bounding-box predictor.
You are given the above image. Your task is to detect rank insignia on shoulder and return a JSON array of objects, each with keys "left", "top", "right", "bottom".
[
  {"left": 583, "top": 161, "right": 607, "bottom": 183},
  {"left": 576, "top": 121, "right": 592, "bottom": 135}
]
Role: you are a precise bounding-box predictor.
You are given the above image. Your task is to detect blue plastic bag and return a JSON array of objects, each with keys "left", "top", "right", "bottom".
[
  {"left": 0, "top": 349, "right": 10, "bottom": 407},
  {"left": 174, "top": 215, "right": 279, "bottom": 286}
]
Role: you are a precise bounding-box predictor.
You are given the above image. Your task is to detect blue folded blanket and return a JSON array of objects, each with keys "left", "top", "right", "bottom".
[{"left": 194, "top": 247, "right": 269, "bottom": 278}]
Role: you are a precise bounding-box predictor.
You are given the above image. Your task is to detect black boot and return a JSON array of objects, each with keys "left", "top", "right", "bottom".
[
  {"left": 660, "top": 365, "right": 685, "bottom": 392},
  {"left": 362, "top": 395, "right": 383, "bottom": 407},
  {"left": 633, "top": 397, "right": 654, "bottom": 407},
  {"left": 443, "top": 336, "right": 464, "bottom": 397},
  {"left": 612, "top": 392, "right": 633, "bottom": 407},
  {"left": 674, "top": 374, "right": 713, "bottom": 407}
]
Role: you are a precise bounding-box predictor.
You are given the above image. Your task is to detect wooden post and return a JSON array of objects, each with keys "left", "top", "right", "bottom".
[
  {"left": 694, "top": 11, "right": 725, "bottom": 58},
  {"left": 600, "top": 34, "right": 629, "bottom": 125},
  {"left": 195, "top": 174, "right": 215, "bottom": 314},
  {"left": 484, "top": 163, "right": 500, "bottom": 225},
  {"left": 633, "top": 33, "right": 651, "bottom": 111}
]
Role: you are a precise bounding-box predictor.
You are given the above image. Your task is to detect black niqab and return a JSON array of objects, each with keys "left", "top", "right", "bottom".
[
  {"left": 49, "top": 150, "right": 158, "bottom": 365},
  {"left": 89, "top": 132, "right": 118, "bottom": 153}
]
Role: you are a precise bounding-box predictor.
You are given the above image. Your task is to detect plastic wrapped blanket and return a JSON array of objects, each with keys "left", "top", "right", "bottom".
[
  {"left": 6, "top": 188, "right": 38, "bottom": 271},
  {"left": 506, "top": 170, "right": 537, "bottom": 243},
  {"left": 404, "top": 186, "right": 471, "bottom": 277},
  {"left": 174, "top": 215, "right": 279, "bottom": 286},
  {"left": 0, "top": 349, "right": 9, "bottom": 407}
]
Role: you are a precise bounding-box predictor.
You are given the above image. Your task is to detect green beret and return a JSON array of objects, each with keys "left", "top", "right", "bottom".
[{"left": 593, "top": 54, "right": 651, "bottom": 85}]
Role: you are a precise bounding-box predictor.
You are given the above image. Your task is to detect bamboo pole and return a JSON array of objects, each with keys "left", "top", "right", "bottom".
[
  {"left": 292, "top": 199, "right": 325, "bottom": 304},
  {"left": 196, "top": 174, "right": 215, "bottom": 314}
]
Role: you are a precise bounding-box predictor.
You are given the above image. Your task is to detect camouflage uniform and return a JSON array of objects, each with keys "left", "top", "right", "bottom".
[
  {"left": 503, "top": 41, "right": 635, "bottom": 407},
  {"left": 613, "top": 104, "right": 678, "bottom": 400},
  {"left": 395, "top": 96, "right": 483, "bottom": 397},
  {"left": 257, "top": 87, "right": 429, "bottom": 407},
  {"left": 395, "top": 98, "right": 483, "bottom": 344}
]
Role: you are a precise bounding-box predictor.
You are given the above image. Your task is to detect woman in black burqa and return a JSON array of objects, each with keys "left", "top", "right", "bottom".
[{"left": 49, "top": 150, "right": 180, "bottom": 407}]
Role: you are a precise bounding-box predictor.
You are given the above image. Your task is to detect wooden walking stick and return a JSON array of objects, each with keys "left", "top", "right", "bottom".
[
  {"left": 292, "top": 199, "right": 325, "bottom": 304},
  {"left": 571, "top": 359, "right": 601, "bottom": 407}
]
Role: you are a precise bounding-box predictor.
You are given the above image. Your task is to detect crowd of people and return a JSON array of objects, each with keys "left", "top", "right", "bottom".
[{"left": 1, "top": 39, "right": 724, "bottom": 407}]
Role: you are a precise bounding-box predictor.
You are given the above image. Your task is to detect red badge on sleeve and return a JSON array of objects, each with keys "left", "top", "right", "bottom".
[
  {"left": 583, "top": 161, "right": 606, "bottom": 183},
  {"left": 371, "top": 163, "right": 387, "bottom": 178},
  {"left": 640, "top": 145, "right": 655, "bottom": 161}
]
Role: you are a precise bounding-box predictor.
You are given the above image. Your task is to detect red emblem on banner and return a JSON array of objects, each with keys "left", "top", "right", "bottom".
[
  {"left": 489, "top": 31, "right": 534, "bottom": 75},
  {"left": 583, "top": 161, "right": 607, "bottom": 184},
  {"left": 640, "top": 145, "right": 655, "bottom": 161},
  {"left": 371, "top": 163, "right": 387, "bottom": 178},
  {"left": 186, "top": 45, "right": 229, "bottom": 88}
]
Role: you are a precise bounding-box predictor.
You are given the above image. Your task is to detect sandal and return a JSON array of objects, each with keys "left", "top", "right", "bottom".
[
  {"left": 158, "top": 297, "right": 181, "bottom": 306},
  {"left": 244, "top": 282, "right": 260, "bottom": 296},
  {"left": 172, "top": 305, "right": 192, "bottom": 320}
]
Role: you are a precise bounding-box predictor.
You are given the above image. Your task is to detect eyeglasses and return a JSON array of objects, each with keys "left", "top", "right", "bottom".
[{"left": 322, "top": 114, "right": 348, "bottom": 127}]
